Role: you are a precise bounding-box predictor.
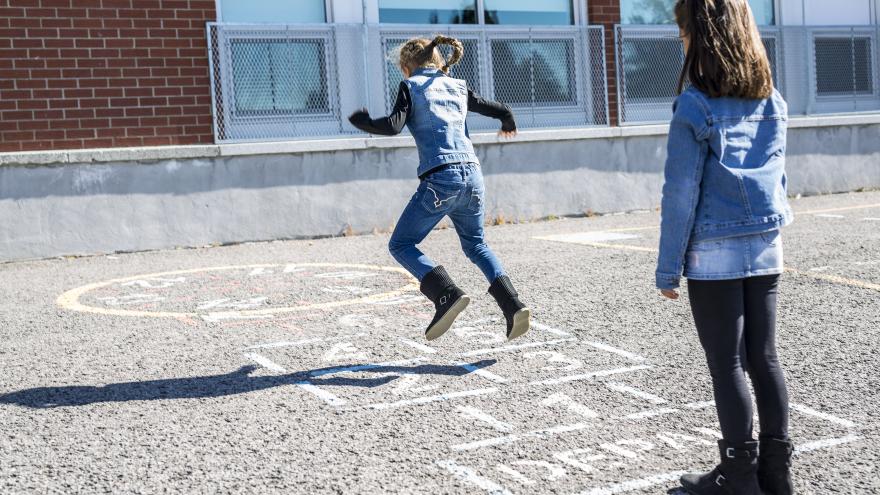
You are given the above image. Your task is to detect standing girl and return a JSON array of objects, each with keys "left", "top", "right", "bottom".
[
  {"left": 656, "top": 1, "right": 794, "bottom": 494},
  {"left": 348, "top": 36, "right": 530, "bottom": 342}
]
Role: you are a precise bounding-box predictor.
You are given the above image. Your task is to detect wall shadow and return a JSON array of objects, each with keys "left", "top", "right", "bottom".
[{"left": 0, "top": 359, "right": 497, "bottom": 409}]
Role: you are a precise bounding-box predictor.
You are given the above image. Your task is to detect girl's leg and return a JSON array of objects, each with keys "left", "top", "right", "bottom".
[
  {"left": 687, "top": 278, "right": 754, "bottom": 444},
  {"left": 447, "top": 167, "right": 505, "bottom": 283},
  {"left": 742, "top": 274, "right": 789, "bottom": 440},
  {"left": 388, "top": 183, "right": 448, "bottom": 281}
]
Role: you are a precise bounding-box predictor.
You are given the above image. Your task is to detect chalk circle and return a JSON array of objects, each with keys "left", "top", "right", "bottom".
[{"left": 57, "top": 263, "right": 419, "bottom": 319}]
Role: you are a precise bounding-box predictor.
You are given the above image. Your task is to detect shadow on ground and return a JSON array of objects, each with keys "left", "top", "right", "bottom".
[{"left": 0, "top": 360, "right": 497, "bottom": 408}]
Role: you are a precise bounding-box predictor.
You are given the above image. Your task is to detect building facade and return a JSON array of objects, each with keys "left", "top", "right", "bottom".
[{"left": 1, "top": 0, "right": 879, "bottom": 151}]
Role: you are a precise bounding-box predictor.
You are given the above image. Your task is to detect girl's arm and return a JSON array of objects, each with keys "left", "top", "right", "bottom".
[
  {"left": 655, "top": 92, "right": 711, "bottom": 291},
  {"left": 348, "top": 82, "right": 410, "bottom": 136},
  {"left": 467, "top": 88, "right": 516, "bottom": 133}
]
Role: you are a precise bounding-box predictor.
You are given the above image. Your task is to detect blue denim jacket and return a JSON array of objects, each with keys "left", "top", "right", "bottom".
[
  {"left": 656, "top": 87, "right": 793, "bottom": 290},
  {"left": 404, "top": 68, "right": 480, "bottom": 177}
]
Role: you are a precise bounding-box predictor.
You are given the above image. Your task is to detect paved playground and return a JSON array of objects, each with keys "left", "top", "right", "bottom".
[{"left": 1, "top": 190, "right": 878, "bottom": 494}]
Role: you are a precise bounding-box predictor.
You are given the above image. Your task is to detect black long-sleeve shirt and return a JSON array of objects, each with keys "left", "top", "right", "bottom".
[{"left": 348, "top": 81, "right": 517, "bottom": 136}]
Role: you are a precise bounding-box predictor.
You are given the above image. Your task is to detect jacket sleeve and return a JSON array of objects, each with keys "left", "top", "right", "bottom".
[
  {"left": 348, "top": 82, "right": 410, "bottom": 136},
  {"left": 467, "top": 88, "right": 516, "bottom": 132},
  {"left": 655, "top": 92, "right": 711, "bottom": 290}
]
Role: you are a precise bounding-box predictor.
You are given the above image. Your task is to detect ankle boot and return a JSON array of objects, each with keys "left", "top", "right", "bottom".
[
  {"left": 488, "top": 275, "right": 530, "bottom": 341},
  {"left": 419, "top": 266, "right": 470, "bottom": 341},
  {"left": 680, "top": 440, "right": 761, "bottom": 495},
  {"left": 758, "top": 437, "right": 794, "bottom": 495}
]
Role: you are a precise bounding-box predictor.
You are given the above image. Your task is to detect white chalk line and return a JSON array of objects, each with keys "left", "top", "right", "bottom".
[
  {"left": 457, "top": 362, "right": 510, "bottom": 383},
  {"left": 436, "top": 460, "right": 513, "bottom": 495},
  {"left": 456, "top": 406, "right": 513, "bottom": 432},
  {"left": 795, "top": 434, "right": 861, "bottom": 454},
  {"left": 295, "top": 381, "right": 348, "bottom": 406},
  {"left": 461, "top": 338, "right": 578, "bottom": 357},
  {"left": 532, "top": 321, "right": 572, "bottom": 337},
  {"left": 605, "top": 382, "right": 667, "bottom": 404},
  {"left": 683, "top": 400, "right": 715, "bottom": 409},
  {"left": 398, "top": 338, "right": 437, "bottom": 354},
  {"left": 621, "top": 408, "right": 680, "bottom": 420},
  {"left": 542, "top": 392, "right": 600, "bottom": 419},
  {"left": 814, "top": 214, "right": 845, "bottom": 218},
  {"left": 202, "top": 312, "right": 274, "bottom": 323},
  {"left": 495, "top": 464, "right": 535, "bottom": 485},
  {"left": 573, "top": 471, "right": 688, "bottom": 495},
  {"left": 790, "top": 403, "right": 859, "bottom": 428},
  {"left": 366, "top": 387, "right": 498, "bottom": 410},
  {"left": 864, "top": 217, "right": 880, "bottom": 221},
  {"left": 451, "top": 423, "right": 589, "bottom": 451},
  {"left": 582, "top": 341, "right": 646, "bottom": 362},
  {"left": 244, "top": 352, "right": 287, "bottom": 373},
  {"left": 309, "top": 357, "right": 427, "bottom": 378},
  {"left": 530, "top": 365, "right": 653, "bottom": 386}
]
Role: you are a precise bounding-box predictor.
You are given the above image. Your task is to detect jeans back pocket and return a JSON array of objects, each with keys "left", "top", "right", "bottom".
[{"left": 421, "top": 180, "right": 462, "bottom": 213}]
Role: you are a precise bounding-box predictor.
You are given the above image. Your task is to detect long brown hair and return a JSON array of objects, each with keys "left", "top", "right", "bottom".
[
  {"left": 674, "top": 0, "right": 773, "bottom": 99},
  {"left": 397, "top": 35, "right": 464, "bottom": 74}
]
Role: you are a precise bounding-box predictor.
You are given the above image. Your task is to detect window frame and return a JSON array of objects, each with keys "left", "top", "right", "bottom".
[
  {"left": 215, "top": 0, "right": 333, "bottom": 23},
  {"left": 373, "top": 0, "right": 583, "bottom": 26}
]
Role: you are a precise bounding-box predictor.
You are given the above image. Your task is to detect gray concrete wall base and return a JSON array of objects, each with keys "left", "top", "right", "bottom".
[{"left": 1, "top": 122, "right": 878, "bottom": 262}]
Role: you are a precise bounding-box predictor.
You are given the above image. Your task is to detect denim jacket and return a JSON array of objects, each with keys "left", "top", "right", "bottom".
[
  {"left": 656, "top": 86, "right": 793, "bottom": 290},
  {"left": 404, "top": 68, "right": 480, "bottom": 176}
]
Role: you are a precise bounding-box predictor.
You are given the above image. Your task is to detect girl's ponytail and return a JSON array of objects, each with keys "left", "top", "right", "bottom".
[{"left": 430, "top": 35, "right": 464, "bottom": 73}]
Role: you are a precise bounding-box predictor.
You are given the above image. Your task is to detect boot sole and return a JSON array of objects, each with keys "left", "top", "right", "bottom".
[
  {"left": 425, "top": 295, "right": 470, "bottom": 341},
  {"left": 507, "top": 308, "right": 531, "bottom": 341}
]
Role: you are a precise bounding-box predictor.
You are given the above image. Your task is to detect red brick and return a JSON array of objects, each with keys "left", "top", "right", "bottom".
[
  {"left": 13, "top": 38, "right": 43, "bottom": 48},
  {"left": 66, "top": 129, "right": 96, "bottom": 139},
  {"left": 64, "top": 109, "right": 95, "bottom": 118},
  {"left": 126, "top": 126, "right": 155, "bottom": 136},
  {"left": 18, "top": 119, "right": 50, "bottom": 130},
  {"left": 17, "top": 99, "right": 48, "bottom": 110}
]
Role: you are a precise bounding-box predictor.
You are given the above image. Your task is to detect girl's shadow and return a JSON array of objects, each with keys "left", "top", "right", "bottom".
[{"left": 0, "top": 360, "right": 497, "bottom": 408}]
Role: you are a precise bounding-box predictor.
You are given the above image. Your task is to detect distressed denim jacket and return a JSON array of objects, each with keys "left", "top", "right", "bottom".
[
  {"left": 404, "top": 68, "right": 480, "bottom": 176},
  {"left": 656, "top": 86, "right": 794, "bottom": 290}
]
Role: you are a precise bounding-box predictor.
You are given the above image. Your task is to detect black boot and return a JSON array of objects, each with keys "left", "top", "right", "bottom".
[
  {"left": 420, "top": 266, "right": 470, "bottom": 341},
  {"left": 758, "top": 437, "right": 794, "bottom": 495},
  {"left": 488, "top": 275, "right": 530, "bottom": 341},
  {"left": 680, "top": 440, "right": 761, "bottom": 495}
]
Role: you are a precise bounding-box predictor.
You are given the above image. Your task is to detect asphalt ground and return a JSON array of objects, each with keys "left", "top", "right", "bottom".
[{"left": 1, "top": 190, "right": 878, "bottom": 494}]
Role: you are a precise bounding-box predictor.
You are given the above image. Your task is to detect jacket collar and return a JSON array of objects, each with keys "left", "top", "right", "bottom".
[{"left": 412, "top": 67, "right": 442, "bottom": 77}]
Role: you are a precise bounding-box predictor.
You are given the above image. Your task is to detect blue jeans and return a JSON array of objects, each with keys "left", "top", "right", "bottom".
[{"left": 389, "top": 163, "right": 505, "bottom": 282}]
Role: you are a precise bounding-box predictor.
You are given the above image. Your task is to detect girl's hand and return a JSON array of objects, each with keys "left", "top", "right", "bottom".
[
  {"left": 660, "top": 289, "right": 679, "bottom": 300},
  {"left": 498, "top": 129, "right": 517, "bottom": 139}
]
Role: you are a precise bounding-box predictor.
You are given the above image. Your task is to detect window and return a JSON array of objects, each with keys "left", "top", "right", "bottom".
[
  {"left": 814, "top": 36, "right": 874, "bottom": 96},
  {"left": 491, "top": 39, "right": 576, "bottom": 107},
  {"left": 219, "top": 0, "right": 326, "bottom": 23},
  {"left": 484, "top": 0, "right": 573, "bottom": 25},
  {"left": 620, "top": 0, "right": 774, "bottom": 25},
  {"left": 383, "top": 38, "right": 481, "bottom": 111},
  {"left": 378, "top": 0, "right": 477, "bottom": 24},
  {"left": 619, "top": 36, "right": 683, "bottom": 102},
  {"left": 230, "top": 39, "right": 330, "bottom": 115}
]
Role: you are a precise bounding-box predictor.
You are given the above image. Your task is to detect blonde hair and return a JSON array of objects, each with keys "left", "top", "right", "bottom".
[{"left": 397, "top": 35, "right": 463, "bottom": 74}]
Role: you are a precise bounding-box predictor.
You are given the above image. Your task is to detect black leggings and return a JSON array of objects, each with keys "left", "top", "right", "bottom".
[{"left": 688, "top": 275, "right": 790, "bottom": 445}]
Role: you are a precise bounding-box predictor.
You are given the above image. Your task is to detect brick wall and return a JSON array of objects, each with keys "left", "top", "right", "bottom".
[
  {"left": 587, "top": 0, "right": 620, "bottom": 126},
  {"left": 0, "top": 0, "right": 216, "bottom": 153}
]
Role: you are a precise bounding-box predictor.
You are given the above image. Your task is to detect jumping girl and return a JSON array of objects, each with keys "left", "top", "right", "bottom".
[
  {"left": 348, "top": 36, "right": 530, "bottom": 342},
  {"left": 656, "top": 1, "right": 794, "bottom": 494}
]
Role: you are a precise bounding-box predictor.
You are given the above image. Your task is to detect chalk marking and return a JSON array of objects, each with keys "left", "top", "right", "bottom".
[
  {"left": 692, "top": 427, "right": 723, "bottom": 439},
  {"left": 605, "top": 382, "right": 667, "bottom": 404},
  {"left": 451, "top": 423, "right": 589, "bottom": 451},
  {"left": 623, "top": 408, "right": 680, "bottom": 420},
  {"left": 57, "top": 263, "right": 418, "bottom": 318},
  {"left": 798, "top": 203, "right": 880, "bottom": 215},
  {"left": 495, "top": 465, "right": 535, "bottom": 485},
  {"left": 513, "top": 460, "right": 567, "bottom": 480},
  {"left": 864, "top": 217, "right": 880, "bottom": 221},
  {"left": 244, "top": 353, "right": 287, "bottom": 373},
  {"left": 457, "top": 362, "right": 509, "bottom": 383},
  {"left": 398, "top": 338, "right": 437, "bottom": 354},
  {"left": 790, "top": 403, "right": 858, "bottom": 428},
  {"left": 120, "top": 277, "right": 186, "bottom": 289},
  {"left": 283, "top": 264, "right": 306, "bottom": 273},
  {"left": 456, "top": 406, "right": 513, "bottom": 432},
  {"left": 436, "top": 460, "right": 512, "bottom": 495},
  {"left": 814, "top": 214, "right": 845, "bottom": 218},
  {"left": 542, "top": 393, "right": 599, "bottom": 419},
  {"left": 531, "top": 321, "right": 572, "bottom": 337},
  {"left": 684, "top": 400, "right": 715, "bottom": 409},
  {"left": 795, "top": 434, "right": 860, "bottom": 454},
  {"left": 391, "top": 373, "right": 440, "bottom": 395},
  {"left": 246, "top": 337, "right": 326, "bottom": 350},
  {"left": 322, "top": 342, "right": 368, "bottom": 362},
  {"left": 248, "top": 267, "right": 272, "bottom": 276},
  {"left": 530, "top": 365, "right": 653, "bottom": 386},
  {"left": 321, "top": 286, "right": 372, "bottom": 295},
  {"left": 582, "top": 341, "right": 647, "bottom": 362},
  {"left": 197, "top": 297, "right": 267, "bottom": 310},
  {"left": 574, "top": 471, "right": 688, "bottom": 495},
  {"left": 202, "top": 312, "right": 274, "bottom": 323},
  {"left": 461, "top": 338, "right": 578, "bottom": 357},
  {"left": 809, "top": 266, "right": 832, "bottom": 272},
  {"left": 785, "top": 267, "right": 880, "bottom": 293},
  {"left": 534, "top": 231, "right": 641, "bottom": 244},
  {"left": 525, "top": 350, "right": 583, "bottom": 371},
  {"left": 295, "top": 381, "right": 347, "bottom": 406},
  {"left": 553, "top": 449, "right": 604, "bottom": 473},
  {"left": 309, "top": 357, "right": 427, "bottom": 378},
  {"left": 367, "top": 388, "right": 498, "bottom": 410}
]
